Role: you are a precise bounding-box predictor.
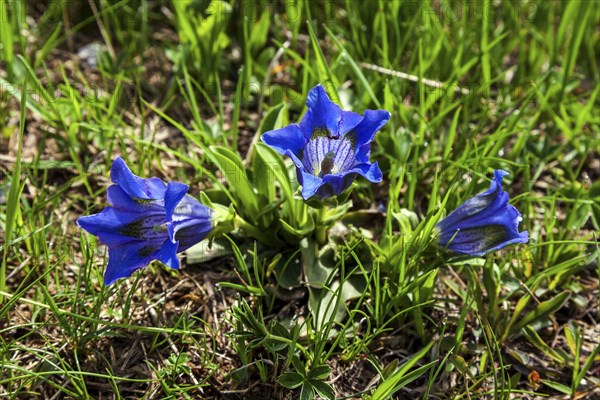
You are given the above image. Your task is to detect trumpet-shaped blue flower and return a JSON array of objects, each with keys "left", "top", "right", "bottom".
[
  {"left": 436, "top": 170, "right": 529, "bottom": 256},
  {"left": 77, "top": 157, "right": 213, "bottom": 285},
  {"left": 261, "top": 85, "right": 390, "bottom": 200}
]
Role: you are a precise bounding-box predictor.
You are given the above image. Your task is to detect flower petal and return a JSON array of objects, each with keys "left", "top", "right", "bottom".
[
  {"left": 353, "top": 110, "right": 391, "bottom": 162},
  {"left": 154, "top": 238, "right": 180, "bottom": 270},
  {"left": 300, "top": 85, "right": 343, "bottom": 137},
  {"left": 438, "top": 223, "right": 529, "bottom": 256},
  {"left": 299, "top": 170, "right": 324, "bottom": 200},
  {"left": 103, "top": 241, "right": 160, "bottom": 285},
  {"left": 338, "top": 110, "right": 364, "bottom": 136},
  {"left": 349, "top": 162, "right": 383, "bottom": 183},
  {"left": 436, "top": 170, "right": 508, "bottom": 233},
  {"left": 353, "top": 109, "right": 391, "bottom": 145},
  {"left": 110, "top": 157, "right": 166, "bottom": 201},
  {"left": 103, "top": 237, "right": 178, "bottom": 285},
  {"left": 261, "top": 124, "right": 306, "bottom": 156},
  {"left": 321, "top": 173, "right": 355, "bottom": 197},
  {"left": 77, "top": 208, "right": 152, "bottom": 246},
  {"left": 173, "top": 222, "right": 213, "bottom": 252},
  {"left": 164, "top": 181, "right": 189, "bottom": 221},
  {"left": 106, "top": 185, "right": 163, "bottom": 213},
  {"left": 436, "top": 170, "right": 528, "bottom": 255},
  {"left": 284, "top": 149, "right": 306, "bottom": 172},
  {"left": 170, "top": 196, "right": 213, "bottom": 252}
]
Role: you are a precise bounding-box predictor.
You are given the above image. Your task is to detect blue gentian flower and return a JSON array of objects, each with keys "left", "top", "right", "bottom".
[
  {"left": 77, "top": 157, "right": 213, "bottom": 285},
  {"left": 436, "top": 170, "right": 529, "bottom": 256},
  {"left": 261, "top": 85, "right": 390, "bottom": 200}
]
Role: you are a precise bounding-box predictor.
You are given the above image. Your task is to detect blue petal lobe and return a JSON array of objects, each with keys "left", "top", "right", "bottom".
[
  {"left": 302, "top": 85, "right": 343, "bottom": 137},
  {"left": 349, "top": 162, "right": 383, "bottom": 183},
  {"left": 154, "top": 238, "right": 180, "bottom": 270},
  {"left": 110, "top": 157, "right": 166, "bottom": 201},
  {"left": 338, "top": 110, "right": 363, "bottom": 135},
  {"left": 77, "top": 208, "right": 148, "bottom": 245},
  {"left": 299, "top": 171, "right": 324, "bottom": 200},
  {"left": 284, "top": 149, "right": 307, "bottom": 172},
  {"left": 353, "top": 109, "right": 391, "bottom": 146},
  {"left": 353, "top": 110, "right": 391, "bottom": 162},
  {"left": 106, "top": 185, "right": 163, "bottom": 213},
  {"left": 261, "top": 124, "right": 306, "bottom": 156},
  {"left": 103, "top": 241, "right": 161, "bottom": 285},
  {"left": 321, "top": 173, "right": 355, "bottom": 196},
  {"left": 173, "top": 222, "right": 213, "bottom": 252}
]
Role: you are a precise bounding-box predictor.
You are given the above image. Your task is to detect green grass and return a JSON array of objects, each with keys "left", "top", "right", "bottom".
[{"left": 1, "top": 0, "right": 599, "bottom": 399}]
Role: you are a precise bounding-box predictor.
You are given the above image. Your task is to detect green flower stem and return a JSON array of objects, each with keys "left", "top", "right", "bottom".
[{"left": 315, "top": 207, "right": 328, "bottom": 245}]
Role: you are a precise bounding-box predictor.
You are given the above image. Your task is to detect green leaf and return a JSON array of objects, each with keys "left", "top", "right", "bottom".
[
  {"left": 209, "top": 146, "right": 258, "bottom": 216},
  {"left": 482, "top": 259, "right": 500, "bottom": 321},
  {"left": 270, "top": 322, "right": 290, "bottom": 340},
  {"left": 450, "top": 355, "right": 473, "bottom": 377},
  {"left": 522, "top": 326, "right": 568, "bottom": 364},
  {"left": 1, "top": 71, "right": 27, "bottom": 301},
  {"left": 302, "top": 239, "right": 335, "bottom": 286},
  {"left": 443, "top": 107, "right": 461, "bottom": 160},
  {"left": 254, "top": 143, "right": 294, "bottom": 203},
  {"left": 510, "top": 291, "right": 571, "bottom": 335},
  {"left": 323, "top": 25, "right": 381, "bottom": 108},
  {"left": 397, "top": 269, "right": 439, "bottom": 299},
  {"left": 279, "top": 372, "right": 304, "bottom": 389},
  {"left": 310, "top": 379, "right": 335, "bottom": 400},
  {"left": 381, "top": 359, "right": 399, "bottom": 380},
  {"left": 308, "top": 366, "right": 331, "bottom": 380},
  {"left": 291, "top": 355, "right": 306, "bottom": 376},
  {"left": 258, "top": 102, "right": 287, "bottom": 134},
  {"left": 564, "top": 321, "right": 578, "bottom": 356},
  {"left": 300, "top": 383, "right": 314, "bottom": 400},
  {"left": 305, "top": 17, "right": 338, "bottom": 102},
  {"left": 248, "top": 8, "right": 271, "bottom": 54},
  {"left": 412, "top": 267, "right": 438, "bottom": 339},
  {"left": 252, "top": 147, "right": 276, "bottom": 204},
  {"left": 280, "top": 216, "right": 315, "bottom": 238},
  {"left": 308, "top": 277, "right": 366, "bottom": 332},
  {"left": 575, "top": 341, "right": 600, "bottom": 387},
  {"left": 541, "top": 379, "right": 572, "bottom": 395},
  {"left": 372, "top": 341, "right": 435, "bottom": 400}
]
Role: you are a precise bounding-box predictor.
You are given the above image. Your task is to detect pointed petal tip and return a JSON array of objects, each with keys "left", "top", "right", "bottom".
[
  {"left": 75, "top": 215, "right": 86, "bottom": 228},
  {"left": 519, "top": 230, "right": 529, "bottom": 242},
  {"left": 365, "top": 108, "right": 391, "bottom": 121},
  {"left": 110, "top": 156, "right": 129, "bottom": 182},
  {"left": 308, "top": 84, "right": 327, "bottom": 97},
  {"left": 75, "top": 212, "right": 105, "bottom": 234},
  {"left": 156, "top": 239, "right": 180, "bottom": 270},
  {"left": 493, "top": 170, "right": 510, "bottom": 183}
]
